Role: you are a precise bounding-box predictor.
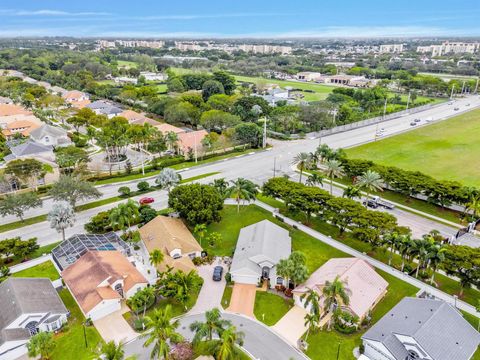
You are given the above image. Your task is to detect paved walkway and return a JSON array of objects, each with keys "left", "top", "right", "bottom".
[
  {"left": 93, "top": 302, "right": 138, "bottom": 343},
  {"left": 189, "top": 261, "right": 227, "bottom": 314},
  {"left": 227, "top": 283, "right": 257, "bottom": 318},
  {"left": 271, "top": 305, "right": 308, "bottom": 347},
  {"left": 254, "top": 200, "right": 480, "bottom": 317}
]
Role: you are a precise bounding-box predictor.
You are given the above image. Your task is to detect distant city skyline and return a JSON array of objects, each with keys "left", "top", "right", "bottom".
[{"left": 0, "top": 0, "right": 479, "bottom": 38}]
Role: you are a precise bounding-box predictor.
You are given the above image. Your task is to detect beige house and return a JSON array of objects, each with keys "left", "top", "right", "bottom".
[
  {"left": 293, "top": 258, "right": 388, "bottom": 319},
  {"left": 62, "top": 250, "right": 148, "bottom": 321},
  {"left": 139, "top": 216, "right": 202, "bottom": 273},
  {"left": 62, "top": 90, "right": 90, "bottom": 108}
]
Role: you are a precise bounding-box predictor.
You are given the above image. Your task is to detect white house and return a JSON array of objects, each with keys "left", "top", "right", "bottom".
[
  {"left": 230, "top": 220, "right": 291, "bottom": 287},
  {"left": 29, "top": 124, "right": 72, "bottom": 147},
  {"left": 62, "top": 250, "right": 148, "bottom": 321},
  {"left": 296, "top": 72, "right": 322, "bottom": 82},
  {"left": 0, "top": 278, "right": 69, "bottom": 360},
  {"left": 140, "top": 71, "right": 168, "bottom": 81}
]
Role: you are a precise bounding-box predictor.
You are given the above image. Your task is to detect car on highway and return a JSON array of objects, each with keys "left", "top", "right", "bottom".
[
  {"left": 466, "top": 103, "right": 470, "bottom": 106},
  {"left": 139, "top": 197, "right": 155, "bottom": 205},
  {"left": 410, "top": 121, "right": 417, "bottom": 126},
  {"left": 414, "top": 118, "right": 421, "bottom": 123},
  {"left": 454, "top": 107, "right": 460, "bottom": 111},
  {"left": 212, "top": 266, "right": 223, "bottom": 281},
  {"left": 448, "top": 101, "right": 454, "bottom": 105}
]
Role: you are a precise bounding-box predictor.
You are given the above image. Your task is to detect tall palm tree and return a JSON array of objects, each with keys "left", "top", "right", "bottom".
[
  {"left": 304, "top": 312, "right": 320, "bottom": 340},
  {"left": 98, "top": 340, "right": 132, "bottom": 360},
  {"left": 315, "top": 144, "right": 333, "bottom": 163},
  {"left": 109, "top": 200, "right": 139, "bottom": 233},
  {"left": 397, "top": 235, "right": 413, "bottom": 272},
  {"left": 167, "top": 270, "right": 200, "bottom": 310},
  {"left": 193, "top": 223, "right": 207, "bottom": 247},
  {"left": 324, "top": 159, "right": 344, "bottom": 195},
  {"left": 426, "top": 243, "right": 446, "bottom": 284},
  {"left": 291, "top": 152, "right": 312, "bottom": 183},
  {"left": 383, "top": 232, "right": 400, "bottom": 266},
  {"left": 209, "top": 325, "right": 245, "bottom": 360},
  {"left": 322, "top": 276, "right": 350, "bottom": 314},
  {"left": 141, "top": 286, "right": 156, "bottom": 317},
  {"left": 300, "top": 288, "right": 321, "bottom": 317},
  {"left": 189, "top": 308, "right": 231, "bottom": 344},
  {"left": 356, "top": 170, "right": 383, "bottom": 207},
  {"left": 141, "top": 305, "right": 182, "bottom": 360},
  {"left": 342, "top": 185, "right": 361, "bottom": 199},
  {"left": 149, "top": 250, "right": 164, "bottom": 269},
  {"left": 465, "top": 193, "right": 480, "bottom": 219},
  {"left": 165, "top": 131, "right": 179, "bottom": 154},
  {"left": 409, "top": 239, "right": 429, "bottom": 278},
  {"left": 275, "top": 259, "right": 290, "bottom": 289},
  {"left": 227, "top": 178, "right": 258, "bottom": 213},
  {"left": 210, "top": 178, "right": 229, "bottom": 199},
  {"left": 306, "top": 173, "right": 324, "bottom": 187},
  {"left": 47, "top": 201, "right": 75, "bottom": 242}
]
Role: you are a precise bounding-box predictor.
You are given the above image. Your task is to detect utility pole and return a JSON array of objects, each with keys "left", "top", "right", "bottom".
[
  {"left": 450, "top": 84, "right": 455, "bottom": 99},
  {"left": 406, "top": 91, "right": 411, "bottom": 110},
  {"left": 474, "top": 78, "right": 479, "bottom": 94},
  {"left": 273, "top": 156, "right": 277, "bottom": 177},
  {"left": 461, "top": 80, "right": 466, "bottom": 95},
  {"left": 262, "top": 117, "right": 267, "bottom": 149},
  {"left": 193, "top": 131, "right": 198, "bottom": 163},
  {"left": 383, "top": 98, "right": 388, "bottom": 119}
]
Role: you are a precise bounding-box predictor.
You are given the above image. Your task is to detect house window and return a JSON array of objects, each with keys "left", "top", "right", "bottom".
[
  {"left": 114, "top": 283, "right": 124, "bottom": 297},
  {"left": 44, "top": 136, "right": 50, "bottom": 143},
  {"left": 25, "top": 321, "right": 39, "bottom": 336},
  {"left": 276, "top": 277, "right": 284, "bottom": 285}
]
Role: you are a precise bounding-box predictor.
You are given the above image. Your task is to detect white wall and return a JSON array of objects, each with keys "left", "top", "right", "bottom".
[
  {"left": 125, "top": 283, "right": 148, "bottom": 298},
  {"left": 363, "top": 339, "right": 395, "bottom": 360},
  {"left": 0, "top": 340, "right": 28, "bottom": 360},
  {"left": 87, "top": 299, "right": 121, "bottom": 321},
  {"left": 231, "top": 273, "right": 259, "bottom": 285}
]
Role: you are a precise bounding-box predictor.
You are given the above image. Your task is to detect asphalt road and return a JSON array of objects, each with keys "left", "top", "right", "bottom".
[
  {"left": 2, "top": 95, "right": 479, "bottom": 244},
  {"left": 124, "top": 312, "right": 308, "bottom": 360}
]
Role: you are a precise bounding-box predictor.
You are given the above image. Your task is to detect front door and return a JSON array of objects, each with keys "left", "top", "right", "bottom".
[{"left": 262, "top": 266, "right": 270, "bottom": 279}]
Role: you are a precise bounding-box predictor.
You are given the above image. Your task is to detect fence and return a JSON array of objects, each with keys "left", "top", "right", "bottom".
[{"left": 309, "top": 102, "right": 445, "bottom": 138}]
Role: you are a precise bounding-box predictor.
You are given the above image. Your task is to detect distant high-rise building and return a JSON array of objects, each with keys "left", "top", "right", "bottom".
[
  {"left": 379, "top": 44, "right": 404, "bottom": 53},
  {"left": 416, "top": 41, "right": 479, "bottom": 56}
]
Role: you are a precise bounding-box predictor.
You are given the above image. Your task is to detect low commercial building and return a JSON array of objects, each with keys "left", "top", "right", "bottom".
[
  {"left": 62, "top": 250, "right": 148, "bottom": 321},
  {"left": 296, "top": 72, "right": 322, "bottom": 82},
  {"left": 230, "top": 220, "right": 291, "bottom": 287},
  {"left": 0, "top": 278, "right": 68, "bottom": 360},
  {"left": 139, "top": 215, "right": 203, "bottom": 273},
  {"left": 361, "top": 297, "right": 480, "bottom": 360},
  {"left": 293, "top": 258, "right": 388, "bottom": 320}
]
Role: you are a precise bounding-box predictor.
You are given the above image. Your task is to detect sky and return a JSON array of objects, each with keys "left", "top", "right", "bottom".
[{"left": 0, "top": 0, "right": 479, "bottom": 38}]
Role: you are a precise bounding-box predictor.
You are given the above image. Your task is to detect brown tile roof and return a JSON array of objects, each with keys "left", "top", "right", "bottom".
[
  {"left": 178, "top": 130, "right": 208, "bottom": 153},
  {"left": 156, "top": 123, "right": 185, "bottom": 134},
  {"left": 62, "top": 250, "right": 147, "bottom": 314},
  {"left": 1, "top": 119, "right": 41, "bottom": 137},
  {"left": 0, "top": 104, "right": 31, "bottom": 117},
  {"left": 139, "top": 216, "right": 202, "bottom": 272}
]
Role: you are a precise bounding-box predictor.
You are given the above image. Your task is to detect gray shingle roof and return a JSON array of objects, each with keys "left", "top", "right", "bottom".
[
  {"left": 30, "top": 124, "right": 67, "bottom": 140},
  {"left": 362, "top": 297, "right": 480, "bottom": 360},
  {"left": 230, "top": 220, "right": 291, "bottom": 276},
  {"left": 4, "top": 140, "right": 53, "bottom": 161},
  {"left": 86, "top": 100, "right": 122, "bottom": 115},
  {"left": 0, "top": 278, "right": 68, "bottom": 344}
]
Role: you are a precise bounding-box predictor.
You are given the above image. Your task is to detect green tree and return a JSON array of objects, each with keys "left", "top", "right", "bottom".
[
  {"left": 356, "top": 170, "right": 383, "bottom": 207},
  {"left": 26, "top": 332, "right": 55, "bottom": 360},
  {"left": 306, "top": 173, "right": 324, "bottom": 187},
  {"left": 5, "top": 158, "right": 44, "bottom": 189},
  {"left": 304, "top": 312, "right": 320, "bottom": 340},
  {"left": 200, "top": 110, "right": 240, "bottom": 132},
  {"left": 55, "top": 146, "right": 89, "bottom": 174},
  {"left": 158, "top": 270, "right": 201, "bottom": 310},
  {"left": 189, "top": 307, "right": 231, "bottom": 344},
  {"left": 288, "top": 251, "right": 309, "bottom": 287},
  {"left": 300, "top": 288, "right": 321, "bottom": 317},
  {"left": 324, "top": 159, "right": 345, "bottom": 194},
  {"left": 149, "top": 249, "right": 164, "bottom": 269},
  {"left": 193, "top": 223, "right": 207, "bottom": 247},
  {"left": 109, "top": 200, "right": 139, "bottom": 233},
  {"left": 202, "top": 80, "right": 225, "bottom": 101},
  {"left": 210, "top": 178, "right": 230, "bottom": 200},
  {"left": 426, "top": 242, "right": 446, "bottom": 284},
  {"left": 342, "top": 185, "right": 361, "bottom": 199},
  {"left": 49, "top": 176, "right": 101, "bottom": 209},
  {"left": 98, "top": 340, "right": 132, "bottom": 360},
  {"left": 213, "top": 71, "right": 237, "bottom": 95},
  {"left": 168, "top": 184, "right": 223, "bottom": 225},
  {"left": 208, "top": 325, "right": 244, "bottom": 360},
  {"left": 292, "top": 152, "right": 312, "bottom": 183},
  {"left": 47, "top": 201, "right": 75, "bottom": 241},
  {"left": 141, "top": 305, "right": 182, "bottom": 360},
  {"left": 227, "top": 178, "right": 258, "bottom": 213},
  {"left": 155, "top": 168, "right": 180, "bottom": 193},
  {"left": 0, "top": 192, "right": 42, "bottom": 222},
  {"left": 233, "top": 123, "right": 262, "bottom": 148},
  {"left": 322, "top": 276, "right": 350, "bottom": 314}
]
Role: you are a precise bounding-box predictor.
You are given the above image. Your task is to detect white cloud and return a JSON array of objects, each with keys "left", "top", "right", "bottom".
[
  {"left": 134, "top": 12, "right": 294, "bottom": 21},
  {"left": 5, "top": 9, "right": 110, "bottom": 17}
]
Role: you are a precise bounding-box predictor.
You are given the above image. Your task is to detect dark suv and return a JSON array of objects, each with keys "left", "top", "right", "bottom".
[{"left": 212, "top": 266, "right": 223, "bottom": 281}]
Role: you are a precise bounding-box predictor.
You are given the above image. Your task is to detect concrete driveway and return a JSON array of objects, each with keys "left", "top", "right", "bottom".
[
  {"left": 189, "top": 261, "right": 226, "bottom": 314},
  {"left": 271, "top": 305, "right": 308, "bottom": 347},
  {"left": 93, "top": 302, "right": 138, "bottom": 343},
  {"left": 227, "top": 283, "right": 257, "bottom": 318}
]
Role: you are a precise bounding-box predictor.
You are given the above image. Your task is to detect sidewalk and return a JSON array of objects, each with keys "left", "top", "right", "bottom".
[{"left": 254, "top": 200, "right": 479, "bottom": 317}]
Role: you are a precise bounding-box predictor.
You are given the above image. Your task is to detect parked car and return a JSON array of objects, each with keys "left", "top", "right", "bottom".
[
  {"left": 139, "top": 197, "right": 155, "bottom": 205},
  {"left": 410, "top": 122, "right": 417, "bottom": 126},
  {"left": 212, "top": 266, "right": 223, "bottom": 281}
]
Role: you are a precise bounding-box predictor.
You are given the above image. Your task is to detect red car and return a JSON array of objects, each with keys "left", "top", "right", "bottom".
[{"left": 139, "top": 197, "right": 155, "bottom": 205}]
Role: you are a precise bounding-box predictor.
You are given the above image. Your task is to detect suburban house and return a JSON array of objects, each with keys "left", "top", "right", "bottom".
[
  {"left": 29, "top": 124, "right": 72, "bottom": 147},
  {"left": 139, "top": 215, "right": 203, "bottom": 273},
  {"left": 62, "top": 90, "right": 90, "bottom": 108},
  {"left": 293, "top": 258, "right": 388, "bottom": 320},
  {"left": 0, "top": 278, "right": 69, "bottom": 360},
  {"left": 62, "top": 250, "right": 148, "bottom": 321},
  {"left": 1, "top": 119, "right": 41, "bottom": 139},
  {"left": 0, "top": 104, "right": 36, "bottom": 124},
  {"left": 49, "top": 86, "right": 68, "bottom": 97},
  {"left": 178, "top": 129, "right": 208, "bottom": 156},
  {"left": 361, "top": 297, "right": 480, "bottom": 360},
  {"left": 140, "top": 71, "right": 168, "bottom": 81},
  {"left": 230, "top": 220, "right": 291, "bottom": 287},
  {"left": 4, "top": 141, "right": 55, "bottom": 163},
  {"left": 86, "top": 100, "right": 123, "bottom": 118},
  {"left": 119, "top": 110, "right": 160, "bottom": 126},
  {"left": 296, "top": 71, "right": 322, "bottom": 82}
]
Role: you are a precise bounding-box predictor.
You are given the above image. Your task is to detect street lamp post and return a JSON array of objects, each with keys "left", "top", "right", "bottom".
[
  {"left": 406, "top": 91, "right": 411, "bottom": 110},
  {"left": 383, "top": 98, "right": 388, "bottom": 119}
]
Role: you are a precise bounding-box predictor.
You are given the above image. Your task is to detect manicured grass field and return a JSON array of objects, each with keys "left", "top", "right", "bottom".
[
  {"left": 254, "top": 292, "right": 293, "bottom": 326},
  {"left": 12, "top": 260, "right": 59, "bottom": 280},
  {"left": 52, "top": 289, "right": 103, "bottom": 360},
  {"left": 346, "top": 109, "right": 480, "bottom": 187},
  {"left": 117, "top": 60, "right": 138, "bottom": 69}
]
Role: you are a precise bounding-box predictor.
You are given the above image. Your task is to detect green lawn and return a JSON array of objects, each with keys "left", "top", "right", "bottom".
[
  {"left": 306, "top": 270, "right": 418, "bottom": 360},
  {"left": 254, "top": 291, "right": 293, "bottom": 326},
  {"left": 52, "top": 289, "right": 103, "bottom": 360},
  {"left": 346, "top": 109, "right": 480, "bottom": 187},
  {"left": 117, "top": 60, "right": 138, "bottom": 69},
  {"left": 12, "top": 260, "right": 59, "bottom": 280}
]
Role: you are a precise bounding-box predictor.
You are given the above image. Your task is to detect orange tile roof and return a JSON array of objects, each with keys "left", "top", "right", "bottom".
[
  {"left": 178, "top": 130, "right": 208, "bottom": 153},
  {"left": 156, "top": 123, "right": 185, "bottom": 134},
  {"left": 1, "top": 119, "right": 41, "bottom": 137},
  {"left": 0, "top": 104, "right": 31, "bottom": 117},
  {"left": 62, "top": 250, "right": 147, "bottom": 314}
]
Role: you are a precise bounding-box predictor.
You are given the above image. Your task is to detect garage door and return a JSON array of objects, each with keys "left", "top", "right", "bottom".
[{"left": 88, "top": 300, "right": 121, "bottom": 321}]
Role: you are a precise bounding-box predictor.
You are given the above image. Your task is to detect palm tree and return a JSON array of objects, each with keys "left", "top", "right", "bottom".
[
  {"left": 211, "top": 178, "right": 230, "bottom": 199},
  {"left": 47, "top": 201, "right": 75, "bottom": 241},
  {"left": 141, "top": 286, "right": 156, "bottom": 317},
  {"left": 465, "top": 193, "right": 480, "bottom": 219},
  {"left": 98, "top": 340, "right": 131, "bottom": 360},
  {"left": 342, "top": 185, "right": 361, "bottom": 199},
  {"left": 26, "top": 332, "right": 55, "bottom": 360},
  {"left": 169, "top": 270, "right": 200, "bottom": 310},
  {"left": 300, "top": 288, "right": 321, "bottom": 317},
  {"left": 383, "top": 232, "right": 400, "bottom": 266},
  {"left": 209, "top": 325, "right": 245, "bottom": 360},
  {"left": 276, "top": 259, "right": 290, "bottom": 289},
  {"left": 322, "top": 276, "right": 350, "bottom": 314},
  {"left": 149, "top": 249, "right": 164, "bottom": 269},
  {"left": 409, "top": 239, "right": 429, "bottom": 278},
  {"left": 189, "top": 308, "right": 231, "bottom": 344},
  {"left": 315, "top": 144, "right": 333, "bottom": 163},
  {"left": 165, "top": 131, "right": 179, "bottom": 154},
  {"left": 356, "top": 170, "right": 383, "bottom": 207},
  {"left": 306, "top": 173, "right": 324, "bottom": 187},
  {"left": 324, "top": 159, "right": 344, "bottom": 195},
  {"left": 193, "top": 223, "right": 207, "bottom": 247},
  {"left": 109, "top": 200, "right": 139, "bottom": 233},
  {"left": 426, "top": 243, "right": 446, "bottom": 284},
  {"left": 291, "top": 152, "right": 311, "bottom": 183},
  {"left": 227, "top": 178, "right": 258, "bottom": 213},
  {"left": 304, "top": 312, "right": 320, "bottom": 340},
  {"left": 155, "top": 168, "right": 180, "bottom": 194},
  {"left": 397, "top": 234, "right": 413, "bottom": 272},
  {"left": 141, "top": 305, "right": 182, "bottom": 360}
]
